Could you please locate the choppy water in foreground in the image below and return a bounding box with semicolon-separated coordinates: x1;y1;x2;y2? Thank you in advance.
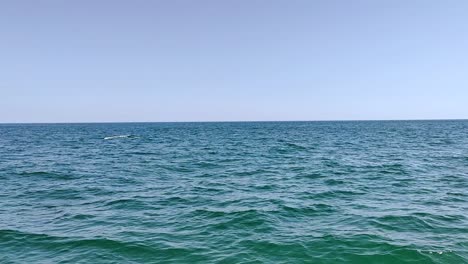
0;121;467;263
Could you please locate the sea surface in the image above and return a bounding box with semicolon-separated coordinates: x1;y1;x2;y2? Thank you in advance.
0;121;467;263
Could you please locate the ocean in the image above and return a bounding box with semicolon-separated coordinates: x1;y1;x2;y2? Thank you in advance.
0;121;467;263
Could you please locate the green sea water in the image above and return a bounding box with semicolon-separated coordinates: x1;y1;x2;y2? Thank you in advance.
0;121;467;263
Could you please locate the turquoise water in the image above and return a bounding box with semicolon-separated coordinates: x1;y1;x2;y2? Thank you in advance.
0;121;467;263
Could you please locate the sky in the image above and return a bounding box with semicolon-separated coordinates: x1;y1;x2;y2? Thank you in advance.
1;0;468;122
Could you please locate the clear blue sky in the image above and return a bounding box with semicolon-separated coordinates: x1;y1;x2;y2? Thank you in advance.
1;0;467;122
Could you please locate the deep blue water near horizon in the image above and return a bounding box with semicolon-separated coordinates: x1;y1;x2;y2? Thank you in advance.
0;120;467;263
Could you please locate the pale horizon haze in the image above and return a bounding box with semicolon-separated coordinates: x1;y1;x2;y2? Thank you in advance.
1;0;468;123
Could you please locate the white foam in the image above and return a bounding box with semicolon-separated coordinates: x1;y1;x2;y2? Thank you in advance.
104;135;131;140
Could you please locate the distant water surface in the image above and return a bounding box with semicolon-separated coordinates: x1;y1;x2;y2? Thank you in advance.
0;121;467;263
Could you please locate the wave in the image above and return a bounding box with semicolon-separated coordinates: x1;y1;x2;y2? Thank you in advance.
0;229;193;262
103;135;133;140
0;228;465;263
226;234;460;263
16;171;72;180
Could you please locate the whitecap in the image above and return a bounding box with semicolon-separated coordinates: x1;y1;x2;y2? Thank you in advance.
104;134;131;140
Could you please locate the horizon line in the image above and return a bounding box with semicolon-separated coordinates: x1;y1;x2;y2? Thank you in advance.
0;118;467;125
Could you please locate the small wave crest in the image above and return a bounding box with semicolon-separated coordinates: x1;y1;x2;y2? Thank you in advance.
103;135;133;140
16;171;72;180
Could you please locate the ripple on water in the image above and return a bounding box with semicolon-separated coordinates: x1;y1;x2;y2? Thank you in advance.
0;121;467;263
